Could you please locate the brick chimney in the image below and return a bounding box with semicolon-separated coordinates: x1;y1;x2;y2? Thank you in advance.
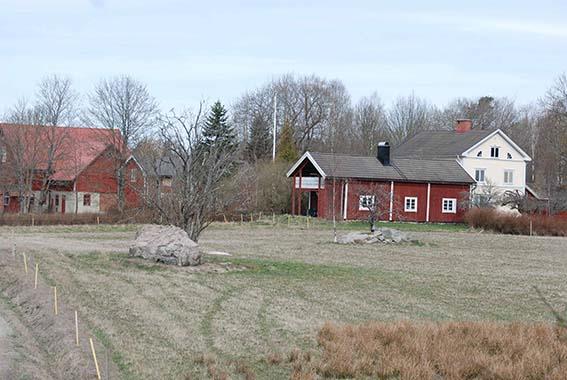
455;119;472;133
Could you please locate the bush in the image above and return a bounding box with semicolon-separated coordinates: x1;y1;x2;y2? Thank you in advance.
464;208;567;236
0;209;153;226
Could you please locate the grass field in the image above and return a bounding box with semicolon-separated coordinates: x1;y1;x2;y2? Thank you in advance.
0;221;566;379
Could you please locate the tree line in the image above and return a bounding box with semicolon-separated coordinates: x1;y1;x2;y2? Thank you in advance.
0;72;565;238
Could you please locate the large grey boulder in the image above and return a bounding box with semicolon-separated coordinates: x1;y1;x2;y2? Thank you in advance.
129;225;201;266
337;227;410;245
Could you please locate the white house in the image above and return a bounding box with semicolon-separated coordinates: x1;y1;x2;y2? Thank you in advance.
394;119;534;202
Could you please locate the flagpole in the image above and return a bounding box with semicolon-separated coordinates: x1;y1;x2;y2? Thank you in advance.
272;94;277;162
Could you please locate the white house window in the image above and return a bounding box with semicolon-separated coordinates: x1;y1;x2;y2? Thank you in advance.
0;149;6;163
3;193;9;206
507;153;512;159
476;151;482;157
404;197;417;212
442;198;457;213
130;169;137;182
359;195;375;210
83;193;91;207
490;147;500;158
504;170;514;185
475;169;486;183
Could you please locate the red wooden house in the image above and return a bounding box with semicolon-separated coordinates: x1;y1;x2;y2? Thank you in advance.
286;142;475;223
0;123;145;214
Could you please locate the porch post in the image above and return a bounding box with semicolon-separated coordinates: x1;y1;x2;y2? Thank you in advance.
298;166;303;216
292;174;296;215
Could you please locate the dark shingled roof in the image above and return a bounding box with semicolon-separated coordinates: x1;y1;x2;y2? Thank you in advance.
393;130;493;159
303;152;474;184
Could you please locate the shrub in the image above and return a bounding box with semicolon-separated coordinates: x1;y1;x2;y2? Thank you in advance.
464;208;567;236
0;209;153;226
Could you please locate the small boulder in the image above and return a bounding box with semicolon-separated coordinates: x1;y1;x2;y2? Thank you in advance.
129;225;201;266
337;227;411;245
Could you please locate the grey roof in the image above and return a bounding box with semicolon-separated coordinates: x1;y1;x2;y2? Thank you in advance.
310;152;404;180
135;155;176;177
297;152;474;184
393;130;493;159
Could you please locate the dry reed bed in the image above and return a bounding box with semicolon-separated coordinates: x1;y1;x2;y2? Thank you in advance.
287;321;567;379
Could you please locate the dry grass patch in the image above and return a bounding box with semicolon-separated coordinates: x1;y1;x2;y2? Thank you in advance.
298;321;567;379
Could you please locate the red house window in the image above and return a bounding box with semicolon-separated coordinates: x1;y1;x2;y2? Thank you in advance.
83;194;91;206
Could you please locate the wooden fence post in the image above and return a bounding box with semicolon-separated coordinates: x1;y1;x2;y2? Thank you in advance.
288;215;291;227
31;215;35;227
272;212;275;225
75;310;80;346
12;243;16;261
240;214;243;225
23;252;28;274
53;287;58;315
89;338;102;380
34;263;39;289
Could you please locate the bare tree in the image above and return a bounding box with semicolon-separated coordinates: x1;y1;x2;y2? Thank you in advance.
386;93;435;144
1;75;78;213
145;105;237;241
357;182;401;232
352;93;387;155
84;75;159;211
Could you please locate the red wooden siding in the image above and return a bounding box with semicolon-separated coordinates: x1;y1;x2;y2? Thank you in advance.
429;184;469;222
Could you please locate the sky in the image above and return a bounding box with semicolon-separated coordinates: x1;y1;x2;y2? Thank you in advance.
1;0;566;113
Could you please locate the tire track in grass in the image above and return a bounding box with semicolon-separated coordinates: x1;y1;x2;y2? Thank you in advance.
199;286;240;355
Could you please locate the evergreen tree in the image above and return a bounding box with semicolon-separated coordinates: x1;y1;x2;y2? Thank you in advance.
276;120;298;162
246;114;271;161
201;101;237;153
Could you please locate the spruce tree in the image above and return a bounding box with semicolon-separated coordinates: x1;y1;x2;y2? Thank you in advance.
276;120;298;162
246;115;271;161
201;101;237;153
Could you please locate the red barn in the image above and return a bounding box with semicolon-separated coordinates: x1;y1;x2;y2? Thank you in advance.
286;143;475;223
0;123;144;214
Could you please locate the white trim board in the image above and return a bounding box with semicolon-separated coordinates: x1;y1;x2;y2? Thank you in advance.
286;151;327;178
461;129;531;161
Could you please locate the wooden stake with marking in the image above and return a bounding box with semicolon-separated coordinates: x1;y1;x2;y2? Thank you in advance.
89;338;102;380
34;263;39;289
53;287;58;315
75;310;79;346
23;252;28;274
288;215;291;227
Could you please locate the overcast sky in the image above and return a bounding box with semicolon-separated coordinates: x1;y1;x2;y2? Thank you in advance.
1;0;566;113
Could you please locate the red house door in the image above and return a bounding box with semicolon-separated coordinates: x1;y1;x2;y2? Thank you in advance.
61;195;66;214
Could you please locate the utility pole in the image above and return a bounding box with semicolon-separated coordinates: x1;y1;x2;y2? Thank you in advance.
272;93;277;162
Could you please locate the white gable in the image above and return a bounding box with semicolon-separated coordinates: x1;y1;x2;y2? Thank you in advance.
461;129;531;162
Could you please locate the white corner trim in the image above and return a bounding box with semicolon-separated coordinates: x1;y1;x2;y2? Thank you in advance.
285;151;327;178
461;129;532;161
343;181;349;220
389;181;394;221
426;183;431;222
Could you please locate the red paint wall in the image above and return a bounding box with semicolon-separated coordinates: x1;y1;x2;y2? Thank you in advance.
314;179;470;223
429;184;470;222
392;182;428;222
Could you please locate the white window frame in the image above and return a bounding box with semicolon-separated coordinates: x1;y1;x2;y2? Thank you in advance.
490;146;500;158
83;193;92;207
475;168;486;184
358;195;375;211
442;198;457;214
504;170;514;185
0;149;6;163
3;193;9;206
404;196;417;212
